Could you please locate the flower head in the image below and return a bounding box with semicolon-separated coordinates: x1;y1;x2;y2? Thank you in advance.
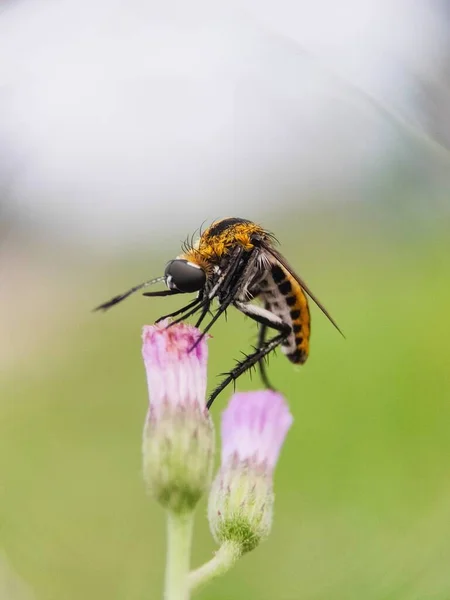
208;391;293;552
221;390;293;472
142;320;214;514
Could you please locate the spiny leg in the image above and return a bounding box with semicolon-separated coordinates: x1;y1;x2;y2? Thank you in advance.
155;295;203;323
206;301;291;408
189;295;234;351
194;301;214;329
206;331;287;409
257;323;276;390
166;296;211;327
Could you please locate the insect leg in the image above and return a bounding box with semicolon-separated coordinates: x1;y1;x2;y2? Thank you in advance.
207;332;287;408
257;323;275;389
205;245;245;302
155;295;203;323
206;302;291;408
194;302;213;329
189;294;236;350
189;246;251;349
234;301;291;335
166;296;211;327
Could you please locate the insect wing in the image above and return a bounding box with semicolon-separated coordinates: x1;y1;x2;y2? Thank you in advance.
261;244;344;337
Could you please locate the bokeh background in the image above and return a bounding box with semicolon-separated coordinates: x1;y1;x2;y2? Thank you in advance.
1;1;450;598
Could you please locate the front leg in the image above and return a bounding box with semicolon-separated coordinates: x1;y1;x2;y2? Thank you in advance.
206;302;291;408
155;295;203;323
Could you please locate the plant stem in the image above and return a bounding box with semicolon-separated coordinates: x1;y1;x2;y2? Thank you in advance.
188;541;242;594
164;511;195;600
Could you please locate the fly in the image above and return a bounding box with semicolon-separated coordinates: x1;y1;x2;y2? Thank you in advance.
95;217;343;407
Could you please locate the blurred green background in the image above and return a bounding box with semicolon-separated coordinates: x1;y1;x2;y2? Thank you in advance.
1;202;450;600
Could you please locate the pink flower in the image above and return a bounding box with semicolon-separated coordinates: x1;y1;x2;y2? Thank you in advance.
208;391;293;553
142;319;208;416
221;391;293;473
141;321;214;514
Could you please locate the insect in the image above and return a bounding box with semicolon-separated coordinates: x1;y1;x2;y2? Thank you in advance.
95;217;343;407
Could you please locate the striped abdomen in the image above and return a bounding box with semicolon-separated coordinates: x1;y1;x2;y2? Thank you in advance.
260;263;310;364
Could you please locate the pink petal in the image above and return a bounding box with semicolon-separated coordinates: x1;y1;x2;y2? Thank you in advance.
221;390;293;472
142;320;208;413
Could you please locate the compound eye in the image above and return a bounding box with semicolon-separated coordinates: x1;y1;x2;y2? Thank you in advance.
165;260;206;293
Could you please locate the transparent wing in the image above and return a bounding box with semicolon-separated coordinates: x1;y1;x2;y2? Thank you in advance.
260;243;345;337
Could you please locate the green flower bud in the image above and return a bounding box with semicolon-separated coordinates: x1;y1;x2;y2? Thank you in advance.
208;457;273;553
208;391;292;553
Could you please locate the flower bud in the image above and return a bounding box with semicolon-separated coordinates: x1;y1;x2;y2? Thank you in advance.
142;321;214;514
208;391;292;552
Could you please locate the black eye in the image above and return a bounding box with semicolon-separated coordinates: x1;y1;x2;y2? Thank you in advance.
165;260;206;293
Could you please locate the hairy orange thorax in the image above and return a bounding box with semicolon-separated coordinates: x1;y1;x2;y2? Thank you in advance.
182;219;270;272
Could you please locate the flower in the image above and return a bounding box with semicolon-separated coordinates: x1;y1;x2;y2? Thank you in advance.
142;320;214;514
208;391;293;553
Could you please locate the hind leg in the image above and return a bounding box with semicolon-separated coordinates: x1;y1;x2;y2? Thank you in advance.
257;323;276;390
207;302;290;408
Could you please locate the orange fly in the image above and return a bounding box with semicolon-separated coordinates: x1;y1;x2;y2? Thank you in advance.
95;218;343;407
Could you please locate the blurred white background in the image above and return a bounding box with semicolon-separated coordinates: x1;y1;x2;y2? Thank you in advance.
1;0;448;248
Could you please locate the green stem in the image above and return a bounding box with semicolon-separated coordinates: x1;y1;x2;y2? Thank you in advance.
188;541;242;594
164;511;195;600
